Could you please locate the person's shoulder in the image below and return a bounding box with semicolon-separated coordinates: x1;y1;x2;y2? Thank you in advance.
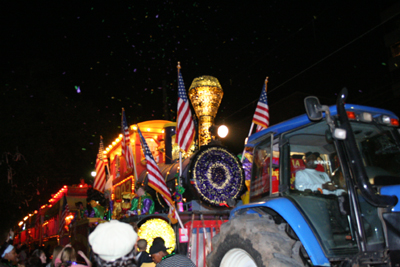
139;251;152;263
164;254;195;266
295;168;307;176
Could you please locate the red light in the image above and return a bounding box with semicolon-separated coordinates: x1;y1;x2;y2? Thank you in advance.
34;210;38;214
391;118;399;126
347;111;356;120
79;185;83;188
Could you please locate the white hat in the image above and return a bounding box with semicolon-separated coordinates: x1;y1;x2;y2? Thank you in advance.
89;220;138;261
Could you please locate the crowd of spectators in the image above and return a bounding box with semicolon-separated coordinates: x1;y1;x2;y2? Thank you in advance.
1;220;196;267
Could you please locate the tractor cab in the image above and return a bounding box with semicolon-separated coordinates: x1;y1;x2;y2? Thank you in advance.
245;89;400;265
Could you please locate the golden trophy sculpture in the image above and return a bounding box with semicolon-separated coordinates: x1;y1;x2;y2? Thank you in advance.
188;75;223;147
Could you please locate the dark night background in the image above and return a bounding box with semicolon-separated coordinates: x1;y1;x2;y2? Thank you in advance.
1;1;399;231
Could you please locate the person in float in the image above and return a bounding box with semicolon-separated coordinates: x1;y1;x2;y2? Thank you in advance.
72;202;85;221
295;152;346;196
89;200;105;218
127;185;154;216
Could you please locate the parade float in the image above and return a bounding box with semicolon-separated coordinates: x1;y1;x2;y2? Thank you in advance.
14;74;247;267
105;75;246;266
13;184;90;250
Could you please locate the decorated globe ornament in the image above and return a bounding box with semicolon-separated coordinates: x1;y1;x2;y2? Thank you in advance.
137;218;176;254
189;146;245;206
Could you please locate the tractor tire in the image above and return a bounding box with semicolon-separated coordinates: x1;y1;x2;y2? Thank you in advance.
207;213;304;267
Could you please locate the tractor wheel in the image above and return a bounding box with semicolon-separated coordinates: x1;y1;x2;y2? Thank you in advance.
207;213;304;267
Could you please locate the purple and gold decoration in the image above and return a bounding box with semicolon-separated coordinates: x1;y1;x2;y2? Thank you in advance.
188;76;223;147
190;146;245;206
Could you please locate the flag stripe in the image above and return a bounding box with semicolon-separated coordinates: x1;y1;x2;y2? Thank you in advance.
252;82;270;132
94;137;107;192
122;110;135;169
137;126;174;207
177;99;194;147
176;71;195;152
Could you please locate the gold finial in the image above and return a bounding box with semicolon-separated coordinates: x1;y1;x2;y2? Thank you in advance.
188;75;223;147
265;77;269;92
177;61;181;71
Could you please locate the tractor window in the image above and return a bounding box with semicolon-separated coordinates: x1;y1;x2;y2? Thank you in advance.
351;122;400;181
250;134;275;201
282;121;359;258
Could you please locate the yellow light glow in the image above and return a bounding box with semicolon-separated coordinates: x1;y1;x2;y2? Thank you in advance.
112;141;116;145
218;125;229;138
146;128;151;132
132;126;137;131
119;134;123;138
161;129;165;133
103;151;107;154
112;176;133;187
106;147;110;151
138;218;176;254
108;145;112;148
116;138;120;142
18;221;23;226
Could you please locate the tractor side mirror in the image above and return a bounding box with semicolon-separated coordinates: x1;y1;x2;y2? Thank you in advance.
304;96;323;121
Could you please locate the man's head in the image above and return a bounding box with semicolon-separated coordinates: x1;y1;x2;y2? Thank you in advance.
1;244;18;265
136;186;145;197
75;201;84;210
137;239;147;251
152;237;165;246
90;199;99;207
89;220;138;264
149;243;168;264
304;152;320;169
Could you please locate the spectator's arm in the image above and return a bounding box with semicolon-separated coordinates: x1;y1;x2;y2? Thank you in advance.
77;251;92;267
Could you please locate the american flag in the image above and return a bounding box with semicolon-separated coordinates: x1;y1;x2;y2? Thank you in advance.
137;126;174;207
252;78;269;131
121;108;135;169
93;137;106;192
176;69;195;152
58;194;69;235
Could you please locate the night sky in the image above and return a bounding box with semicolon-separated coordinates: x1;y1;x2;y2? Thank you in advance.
1;0;399;228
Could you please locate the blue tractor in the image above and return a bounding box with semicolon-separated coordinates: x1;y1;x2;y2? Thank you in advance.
207;89;400;266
